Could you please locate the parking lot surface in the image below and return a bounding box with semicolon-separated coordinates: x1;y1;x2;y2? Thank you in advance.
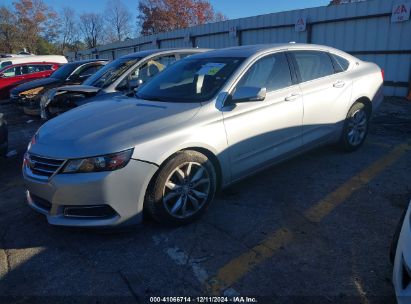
0;97;410;303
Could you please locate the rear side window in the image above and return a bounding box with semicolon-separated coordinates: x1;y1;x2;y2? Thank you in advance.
237;52;292;92
292;51;334;82
331;54;350;72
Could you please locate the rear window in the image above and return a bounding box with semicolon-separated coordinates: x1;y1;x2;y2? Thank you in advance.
50;63;78;80
331;54;350;72
0;61;12;69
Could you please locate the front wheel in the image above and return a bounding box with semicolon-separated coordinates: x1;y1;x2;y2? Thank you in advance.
145;150;217;226
337;102;370;152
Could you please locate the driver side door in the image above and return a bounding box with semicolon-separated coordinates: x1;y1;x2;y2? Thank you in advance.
222;52;303;180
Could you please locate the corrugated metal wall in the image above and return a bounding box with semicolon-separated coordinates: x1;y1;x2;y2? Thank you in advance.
68;0;411;96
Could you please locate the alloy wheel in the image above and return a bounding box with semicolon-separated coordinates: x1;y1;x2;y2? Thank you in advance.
347;108;367;146
162;162;211;219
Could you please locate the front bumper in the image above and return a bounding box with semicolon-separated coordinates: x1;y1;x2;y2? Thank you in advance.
23;159;158;227
393;200;411;303
11;95;41;114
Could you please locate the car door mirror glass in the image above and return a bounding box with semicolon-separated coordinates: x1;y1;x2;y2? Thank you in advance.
128;78;143;90
230;86;266;103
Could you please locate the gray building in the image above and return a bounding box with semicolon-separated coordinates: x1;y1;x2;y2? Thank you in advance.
67;0;411;97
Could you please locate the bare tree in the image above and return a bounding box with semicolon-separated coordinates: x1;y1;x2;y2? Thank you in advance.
13;0;59;52
137;0;227;36
79;13;105;49
0;6;20;53
104;0;132;42
59;7;78;53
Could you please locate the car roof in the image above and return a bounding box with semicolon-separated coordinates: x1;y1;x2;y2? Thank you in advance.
119;48;210;60
190;43;352;59
69;59;108;65
0;55;67;65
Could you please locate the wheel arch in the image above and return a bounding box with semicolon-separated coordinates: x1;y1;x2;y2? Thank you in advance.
148;145;223;192
351;96;372;116
181;147;223;191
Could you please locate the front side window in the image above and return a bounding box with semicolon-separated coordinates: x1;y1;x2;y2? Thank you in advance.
292;51;334;82
136;57;245;103
1;66;17;77
77;65;101;77
237;52;292;92
1;65;29;77
118;55;177;90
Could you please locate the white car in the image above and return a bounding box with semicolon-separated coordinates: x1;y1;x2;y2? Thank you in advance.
392;200;411;303
0;55;67;69
23;43;384;227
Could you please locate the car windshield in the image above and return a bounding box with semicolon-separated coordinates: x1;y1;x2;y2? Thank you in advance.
50;63;78;80
136;57;245;103
83;57;141;88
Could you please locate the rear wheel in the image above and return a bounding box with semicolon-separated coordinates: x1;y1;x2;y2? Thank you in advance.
145;150;217;225
338;101;370;152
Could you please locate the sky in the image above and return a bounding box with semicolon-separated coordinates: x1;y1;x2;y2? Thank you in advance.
0;0;330;19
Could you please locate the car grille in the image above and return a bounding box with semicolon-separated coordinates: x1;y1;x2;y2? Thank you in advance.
27;154;65;178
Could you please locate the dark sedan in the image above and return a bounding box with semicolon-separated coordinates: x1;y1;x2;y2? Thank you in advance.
0;113;7;157
10;59;108;115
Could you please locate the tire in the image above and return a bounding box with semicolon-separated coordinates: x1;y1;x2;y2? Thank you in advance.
0;142;7;157
145;150;217;226
337;101;370;152
390;209;407;264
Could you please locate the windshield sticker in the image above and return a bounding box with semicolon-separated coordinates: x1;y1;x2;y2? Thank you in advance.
196;63;226;76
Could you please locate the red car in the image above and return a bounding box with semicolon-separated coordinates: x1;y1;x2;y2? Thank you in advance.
0;62;61;99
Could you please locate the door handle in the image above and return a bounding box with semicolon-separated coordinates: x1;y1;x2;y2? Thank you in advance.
285;93;300;101
333;81;345;88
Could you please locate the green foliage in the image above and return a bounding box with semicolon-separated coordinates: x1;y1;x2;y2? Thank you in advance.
36;37;59;55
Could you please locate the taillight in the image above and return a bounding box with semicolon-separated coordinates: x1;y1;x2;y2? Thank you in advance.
381;69;385;80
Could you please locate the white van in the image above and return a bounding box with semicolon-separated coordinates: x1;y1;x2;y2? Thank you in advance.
0;55;67;69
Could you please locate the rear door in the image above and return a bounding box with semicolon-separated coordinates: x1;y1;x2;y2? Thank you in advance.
289;50;353;145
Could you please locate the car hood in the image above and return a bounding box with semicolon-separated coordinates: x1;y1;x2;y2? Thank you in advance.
11;78;60;95
30;96;202;159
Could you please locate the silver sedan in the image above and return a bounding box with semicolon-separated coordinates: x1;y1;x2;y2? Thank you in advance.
23;43;384;227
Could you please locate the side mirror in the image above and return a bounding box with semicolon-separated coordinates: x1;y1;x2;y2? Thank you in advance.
230;86;266;103
0;73;5;78
128;78;143;90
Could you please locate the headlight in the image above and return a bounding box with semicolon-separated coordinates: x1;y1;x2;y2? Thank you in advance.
62;149;134;174
21;87;44;98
